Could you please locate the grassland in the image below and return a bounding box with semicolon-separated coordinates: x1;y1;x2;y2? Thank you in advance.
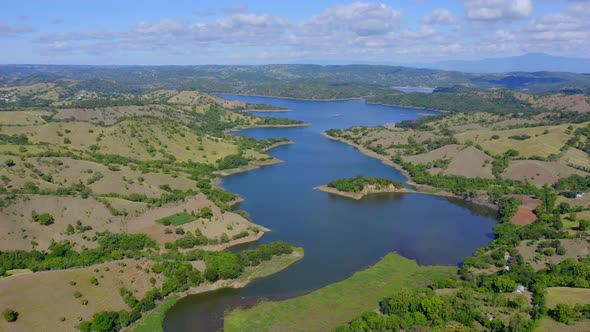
535;317;590;332
545;287;590;308
455;122;586;158
224;253;456;332
128;295;180;332
155;212;195;226
0;259;164;332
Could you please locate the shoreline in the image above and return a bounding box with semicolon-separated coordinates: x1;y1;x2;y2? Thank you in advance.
218;92;368;102
320;132;497;210
262;140;293;151
364;101;448;113
243;108;290;113
224;122;310;134
314;185;412;200
215;138;295;177
220;93;445;115
213;157;284;177
128;248;304;332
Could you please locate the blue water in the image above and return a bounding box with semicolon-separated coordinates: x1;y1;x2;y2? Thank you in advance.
163;96;496;331
397;87;434;93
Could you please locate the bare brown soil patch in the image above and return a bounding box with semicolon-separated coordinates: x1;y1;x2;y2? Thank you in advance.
507;195;542;226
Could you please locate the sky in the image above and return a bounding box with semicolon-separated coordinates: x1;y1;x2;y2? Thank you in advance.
0;0;589;65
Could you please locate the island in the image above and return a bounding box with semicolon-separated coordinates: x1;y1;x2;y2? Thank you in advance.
316;175;406;199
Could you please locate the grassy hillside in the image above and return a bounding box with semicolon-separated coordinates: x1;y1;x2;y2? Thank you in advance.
225;253;456;332
0;87;308;331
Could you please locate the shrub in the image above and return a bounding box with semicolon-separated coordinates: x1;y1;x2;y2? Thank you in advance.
74;291;82;298
2;309;18;322
32;212;55;226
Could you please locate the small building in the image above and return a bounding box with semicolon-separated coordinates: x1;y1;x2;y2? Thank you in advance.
576;192;585;198
516;285;526;293
504;265;510;271
485;313;494;321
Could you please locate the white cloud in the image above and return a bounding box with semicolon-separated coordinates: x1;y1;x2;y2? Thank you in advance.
422;9;459;27
464;0;533;21
25;0;590;62
298;2;403;37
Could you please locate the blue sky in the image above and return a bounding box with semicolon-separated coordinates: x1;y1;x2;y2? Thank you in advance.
0;0;587;65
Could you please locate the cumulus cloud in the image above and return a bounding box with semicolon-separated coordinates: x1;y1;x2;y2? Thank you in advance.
291;2;404;51
299;2;403;36
422;9;459;27
25;0;590;61
464;0;533;21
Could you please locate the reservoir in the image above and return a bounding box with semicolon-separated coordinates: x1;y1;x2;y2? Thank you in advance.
163;95;497;331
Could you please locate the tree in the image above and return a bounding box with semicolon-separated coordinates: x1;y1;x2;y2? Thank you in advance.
579;219;589;231
550;304;578;324
419;296;445;323
2;309;18;322
4;159;15;167
379;288;414;315
486;275;517;293
91;311;120;332
508;314;531;332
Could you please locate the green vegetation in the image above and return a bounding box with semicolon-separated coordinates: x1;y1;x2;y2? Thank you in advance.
2;65;589;104
367;90;539;114
2;309;19;322
246;103;288;111
549;304;590;325
225;253;456;332
31;212;55;226
327;175;403;193
128;295;179;332
155;212;195;226
318;121;590;331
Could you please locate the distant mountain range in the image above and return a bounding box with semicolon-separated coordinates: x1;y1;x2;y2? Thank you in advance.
421;53;590;74
2;62;590;96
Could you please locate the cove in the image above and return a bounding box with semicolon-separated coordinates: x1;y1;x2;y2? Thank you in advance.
163;95;497;331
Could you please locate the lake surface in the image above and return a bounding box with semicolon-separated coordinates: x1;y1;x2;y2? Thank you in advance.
396;87;434;93
163;96;496;331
